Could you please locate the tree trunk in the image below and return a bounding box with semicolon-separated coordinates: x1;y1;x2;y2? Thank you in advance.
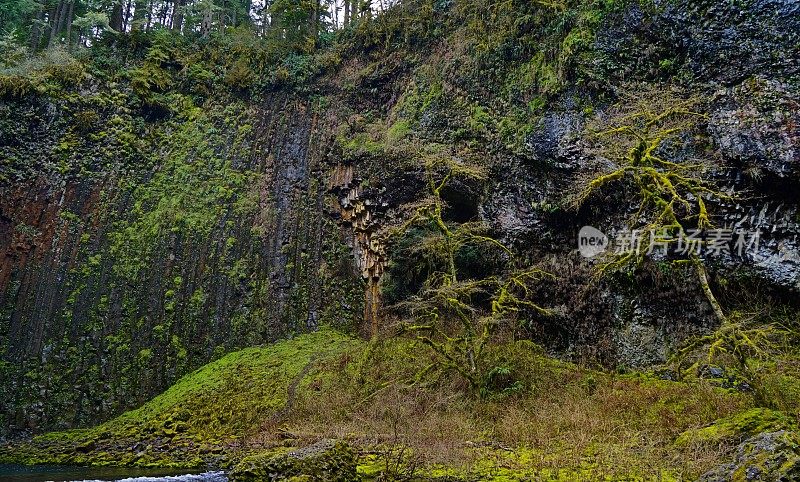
158;0;170;27
110;0;124;31
64;0;74;46
343;0;349;26
171;0;186;30
48;0;66;47
241;0;252;26
132;0;148;30
123;0;133;31
311;0;320;40
201;2;213;37
29;3;45;50
145;0;154;29
692;255;727;325
333;0;339;29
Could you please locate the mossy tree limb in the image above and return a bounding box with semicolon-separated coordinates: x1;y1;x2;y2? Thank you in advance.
389;150;551;394
574;84;731;326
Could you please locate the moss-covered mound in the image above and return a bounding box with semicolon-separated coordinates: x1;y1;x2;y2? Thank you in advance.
675;408;798;447
0;328;360;468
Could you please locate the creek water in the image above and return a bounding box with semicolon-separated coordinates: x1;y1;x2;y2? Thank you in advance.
0;464;227;482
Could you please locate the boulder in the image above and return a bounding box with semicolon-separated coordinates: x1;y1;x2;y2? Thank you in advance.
230;439;358;482
698;430;800;481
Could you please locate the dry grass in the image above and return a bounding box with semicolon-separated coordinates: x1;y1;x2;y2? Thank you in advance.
248;337;751;479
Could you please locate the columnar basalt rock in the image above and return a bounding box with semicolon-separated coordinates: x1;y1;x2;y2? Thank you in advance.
330;163;387;336
0;95;362;436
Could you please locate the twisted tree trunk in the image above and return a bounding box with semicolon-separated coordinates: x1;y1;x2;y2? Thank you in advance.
692;255;727;325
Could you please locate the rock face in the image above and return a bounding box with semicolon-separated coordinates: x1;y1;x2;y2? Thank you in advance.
709;80;800;181
229;440;358;482
676;409;800;481
329;163;388;335
595;0;800;85
675;408;797;448
661;0;800;84
0;94;365;437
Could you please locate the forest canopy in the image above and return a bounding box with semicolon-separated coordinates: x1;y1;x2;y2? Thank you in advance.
0;0;394;52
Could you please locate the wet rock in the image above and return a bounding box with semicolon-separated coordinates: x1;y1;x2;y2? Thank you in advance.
0;97;361;437
716;202;800;293
480;182;548;244
663;0;800;83
594;0;800;85
698;430;800;482
611;304;666;369
696;366;754;392
610;289;715;368
75;440;96;453
709;79;800;181
523;111;583;169
229;439;357;482
699;365;726;380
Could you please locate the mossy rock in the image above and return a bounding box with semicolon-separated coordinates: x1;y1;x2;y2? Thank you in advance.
698;430;800;482
229;440;358;482
675;408;797;447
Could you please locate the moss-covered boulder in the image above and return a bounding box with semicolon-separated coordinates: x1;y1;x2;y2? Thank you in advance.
698;430;800;482
675;408;796;447
229;440;358;482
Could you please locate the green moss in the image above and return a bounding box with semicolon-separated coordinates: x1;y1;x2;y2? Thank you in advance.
338;131;386;158
697;430;800;482
758;359;800;417
508;51;560;97
0;328;758;479
386;119;411;144
0;74;34;98
393;77;445;127
420;445;682;481
0;48;86;99
0;329;361;468
497;107;538;152
675;408;797;447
